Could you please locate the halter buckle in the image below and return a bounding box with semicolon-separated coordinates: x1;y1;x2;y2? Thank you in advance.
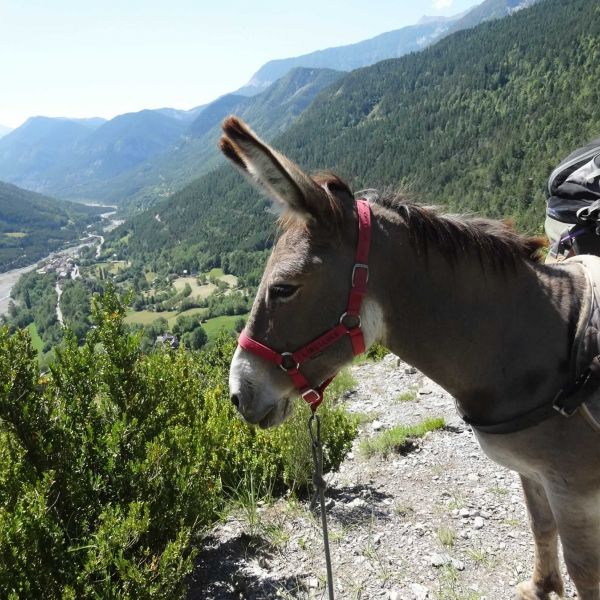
352;263;369;287
279;352;299;372
302;388;321;405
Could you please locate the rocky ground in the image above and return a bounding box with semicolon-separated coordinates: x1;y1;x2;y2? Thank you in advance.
190;355;576;600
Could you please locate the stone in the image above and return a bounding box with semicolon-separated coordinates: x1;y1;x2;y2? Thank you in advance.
459;508;471;518
348;498;367;509
372;420;384;431
474;516;485;529
405;366;417;374
410;582;429;599
430;552;451;567
452;559;466;571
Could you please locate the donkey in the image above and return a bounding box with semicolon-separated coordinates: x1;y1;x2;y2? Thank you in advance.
221;116;600;600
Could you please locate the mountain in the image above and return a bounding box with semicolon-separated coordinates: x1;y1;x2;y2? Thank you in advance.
235;0;541;97
236;15;462;96
0;117;103;188
154;106;206;123
0;125;12;139
0;181;104;271
47;109;188;197
76;67;344;208
0;110;186;199
115;0;600;278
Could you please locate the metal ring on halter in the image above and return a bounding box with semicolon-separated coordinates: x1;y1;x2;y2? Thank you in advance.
279;352;300;372
339;311;361;329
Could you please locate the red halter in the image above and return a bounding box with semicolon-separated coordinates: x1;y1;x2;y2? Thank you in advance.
238;199;372;411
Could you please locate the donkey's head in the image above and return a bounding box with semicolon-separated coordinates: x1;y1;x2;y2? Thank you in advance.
221;117;379;428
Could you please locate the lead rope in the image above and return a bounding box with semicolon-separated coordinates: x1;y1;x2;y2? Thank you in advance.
308;412;335;600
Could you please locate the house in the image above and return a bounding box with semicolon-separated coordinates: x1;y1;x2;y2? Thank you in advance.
155;333;179;350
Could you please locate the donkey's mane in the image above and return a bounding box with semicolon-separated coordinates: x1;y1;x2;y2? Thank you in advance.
374;192;545;266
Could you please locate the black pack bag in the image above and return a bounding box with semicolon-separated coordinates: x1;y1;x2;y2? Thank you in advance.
545;137;600;260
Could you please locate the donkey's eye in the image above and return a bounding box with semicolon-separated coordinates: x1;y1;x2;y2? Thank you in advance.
269;284;299;301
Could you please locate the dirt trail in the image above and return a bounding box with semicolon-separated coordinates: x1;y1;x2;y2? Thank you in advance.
191;356;577;600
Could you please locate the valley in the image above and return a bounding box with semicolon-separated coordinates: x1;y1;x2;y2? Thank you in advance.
2;0;600;597
3;0;598;367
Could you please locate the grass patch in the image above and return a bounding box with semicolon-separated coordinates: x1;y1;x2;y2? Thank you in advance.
4;231;28;238
26;323;43;353
124;309;178;325
219;274;238;287
205;267;224;279
324;367;357;399
202;314;247;341
359;417;445;458
352;411;381;425
396;386;418;403
144;271;157;283
436;525;456;548
172;276;217;300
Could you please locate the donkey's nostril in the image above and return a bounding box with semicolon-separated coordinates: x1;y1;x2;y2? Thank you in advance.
230;394;240;408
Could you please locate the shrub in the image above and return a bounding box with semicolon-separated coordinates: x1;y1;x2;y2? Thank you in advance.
359;417;445;458
0;288;357;598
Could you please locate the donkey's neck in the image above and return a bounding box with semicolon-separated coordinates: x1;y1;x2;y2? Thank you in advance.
368;205;585;424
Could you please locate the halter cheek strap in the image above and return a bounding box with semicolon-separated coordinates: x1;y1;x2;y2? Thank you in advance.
238;199;372;411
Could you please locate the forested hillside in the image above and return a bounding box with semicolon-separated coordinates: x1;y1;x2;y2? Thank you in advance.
0;181;103;271
116;0;599;275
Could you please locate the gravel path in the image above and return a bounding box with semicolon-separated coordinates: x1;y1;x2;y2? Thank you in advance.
191;355;576;599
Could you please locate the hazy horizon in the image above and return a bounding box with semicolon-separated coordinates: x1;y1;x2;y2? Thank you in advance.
0;0;480;129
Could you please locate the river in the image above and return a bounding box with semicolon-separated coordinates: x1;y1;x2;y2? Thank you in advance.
0;263;38;315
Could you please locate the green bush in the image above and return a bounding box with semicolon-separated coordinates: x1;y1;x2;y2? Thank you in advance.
0;288;357;598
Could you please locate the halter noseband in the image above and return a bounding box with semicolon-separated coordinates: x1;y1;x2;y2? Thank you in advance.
238;199;372;411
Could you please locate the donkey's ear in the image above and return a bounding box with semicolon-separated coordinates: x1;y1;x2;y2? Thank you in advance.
220;116;328;221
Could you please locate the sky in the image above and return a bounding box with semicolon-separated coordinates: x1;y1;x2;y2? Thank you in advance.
0;0;480;129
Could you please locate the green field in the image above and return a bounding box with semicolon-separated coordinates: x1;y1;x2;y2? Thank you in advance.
124;309;178;326
26;322;43;353
203;314;247;341
205;268;224;279
172;277;217;299
95;261;128;275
